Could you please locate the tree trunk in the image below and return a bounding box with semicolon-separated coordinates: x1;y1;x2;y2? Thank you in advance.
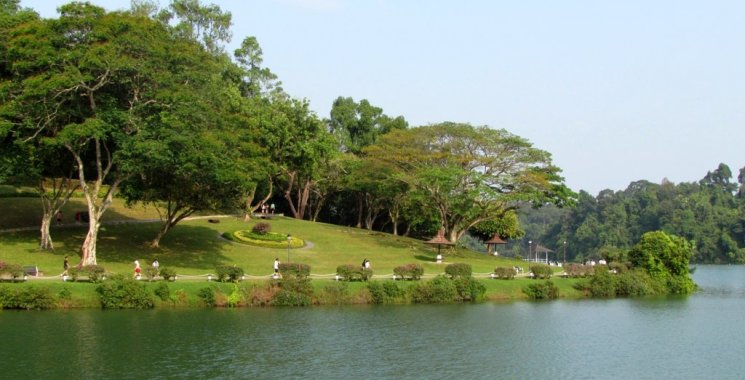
39;216;54;250
355;196;363;228
80;214;100;266
150;222;172;248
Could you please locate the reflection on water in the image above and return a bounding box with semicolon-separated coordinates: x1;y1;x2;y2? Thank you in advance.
1;266;744;379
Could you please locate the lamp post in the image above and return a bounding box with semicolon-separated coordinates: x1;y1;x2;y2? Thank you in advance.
287;234;292;263
563;241;566;265
528;240;532;263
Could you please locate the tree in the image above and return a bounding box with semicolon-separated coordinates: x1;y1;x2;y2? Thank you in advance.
327;96;407;154
267;97;336;219
366;122;574;242
1;4;223;264
628;231;695;293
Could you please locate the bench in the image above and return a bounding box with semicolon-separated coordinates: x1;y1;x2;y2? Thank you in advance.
23;265;41;277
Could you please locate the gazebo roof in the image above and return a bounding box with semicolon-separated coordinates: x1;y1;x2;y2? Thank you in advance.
425;229;454;245
534;244;554;253
485;234;507;245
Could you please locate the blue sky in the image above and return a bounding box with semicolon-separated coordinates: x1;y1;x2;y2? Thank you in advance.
25;0;745;195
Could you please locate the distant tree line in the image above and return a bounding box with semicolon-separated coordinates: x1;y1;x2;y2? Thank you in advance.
514;163;745;264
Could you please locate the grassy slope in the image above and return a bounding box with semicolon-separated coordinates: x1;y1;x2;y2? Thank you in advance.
0;197;584;300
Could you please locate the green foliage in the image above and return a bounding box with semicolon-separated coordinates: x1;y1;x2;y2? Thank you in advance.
252;222;271;234
215;265;244;282
279;263;310;279
615;270;657;297
153;282;171;302
0;285;56;310
69;265;106;283
159;267;177;281
586;266;617;297
144;266;159;281
272;289;312;306
444;263;472;278
454;277;486;301
367;281;405;304
321;282;349;304
493;267;517;279
227;230;305;249
0;261;24;280
336;264;372;281
564;263;593;278
393;263;424;280
523;280;560;300
95;276;155;309
197;287;216;307
530;264;553;279
410;275;457;303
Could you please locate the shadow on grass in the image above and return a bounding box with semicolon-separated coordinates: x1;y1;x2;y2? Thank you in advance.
48;222;232;271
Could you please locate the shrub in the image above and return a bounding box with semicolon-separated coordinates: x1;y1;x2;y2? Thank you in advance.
445;263;472;278
530;264;553;279
616;270;656;297
252;222;271;235
565;263;593;278
272;290;312;306
159;267;177;281
153;282;171;302
454;277;486;301
69;265;106;283
274;276;314;296
523;280;559;300
667;275;696;294
0;262;24;280
198;287;216;307
321;282;350;304
336;264;373;281
494;267;517;279
0;286;56;310
215;265;244;282
95;275;155;309
410;276;457;303
279;263;310;279
144;266;159;281
587;266;617;297
609;261;629;274
394;263;424;280
367;281;405;304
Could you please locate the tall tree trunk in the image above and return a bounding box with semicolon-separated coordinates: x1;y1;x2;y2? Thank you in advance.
38;177;78;250
283;171;300;218
69;138;121;267
39;216;54;250
355;196;363;228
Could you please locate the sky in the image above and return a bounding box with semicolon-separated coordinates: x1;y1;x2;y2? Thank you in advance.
23;0;745;195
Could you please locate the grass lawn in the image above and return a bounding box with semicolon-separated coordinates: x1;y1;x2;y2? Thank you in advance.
1;197;585;304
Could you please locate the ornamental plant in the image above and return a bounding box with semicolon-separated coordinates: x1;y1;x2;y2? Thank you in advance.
444;263;472;278
394;263;424;280
493;267;516;279
252;222;271;235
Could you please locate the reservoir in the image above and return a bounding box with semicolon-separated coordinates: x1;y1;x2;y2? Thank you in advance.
1;266;743;379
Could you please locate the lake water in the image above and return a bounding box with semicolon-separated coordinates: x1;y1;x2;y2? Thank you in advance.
2;266;744;379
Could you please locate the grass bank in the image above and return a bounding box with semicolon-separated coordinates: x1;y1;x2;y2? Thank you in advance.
0;197;586;307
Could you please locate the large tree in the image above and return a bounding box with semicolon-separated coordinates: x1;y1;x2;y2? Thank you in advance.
365;122;574;242
1;4;222;265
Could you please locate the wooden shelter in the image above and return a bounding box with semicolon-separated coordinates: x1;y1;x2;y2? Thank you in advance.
425;229;454;262
485;234;507;255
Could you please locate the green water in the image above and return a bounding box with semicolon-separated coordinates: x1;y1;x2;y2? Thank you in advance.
1;266;744;379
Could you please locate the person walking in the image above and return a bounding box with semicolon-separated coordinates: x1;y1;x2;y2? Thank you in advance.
133;260;141;279
62;256;69;277
273;258;280;278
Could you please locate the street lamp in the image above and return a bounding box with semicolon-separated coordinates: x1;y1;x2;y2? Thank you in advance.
287;234;292;263
563;241;567;265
